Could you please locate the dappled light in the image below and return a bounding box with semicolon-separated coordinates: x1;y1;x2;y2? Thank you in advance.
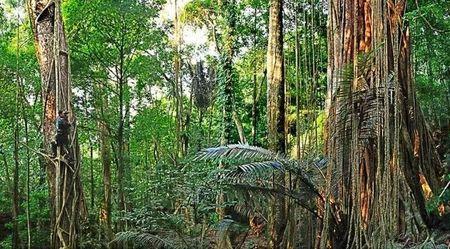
0;0;448;248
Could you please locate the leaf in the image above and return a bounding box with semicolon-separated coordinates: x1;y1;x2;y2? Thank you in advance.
110;231;173;249
226;160;284;178
193;144;278;162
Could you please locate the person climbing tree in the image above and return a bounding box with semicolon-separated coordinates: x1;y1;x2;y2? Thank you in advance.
52;110;71;157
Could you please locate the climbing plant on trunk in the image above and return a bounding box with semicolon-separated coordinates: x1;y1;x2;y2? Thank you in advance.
28;0;85;248
321;0;443;247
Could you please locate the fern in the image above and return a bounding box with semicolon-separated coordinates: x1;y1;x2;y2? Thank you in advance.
110;231;174;249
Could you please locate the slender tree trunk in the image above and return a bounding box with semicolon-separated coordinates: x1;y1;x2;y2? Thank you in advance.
18;73;32;249
321;0;443;247
99;93;113;241
28;1;86;248
21;87;32;249
89;138;94;210
117;64;126;230
251;8;259;145
295;4;302;161
13;91;21;249
232;110;246;144
267;0;286;248
12;16;21;249
173;0;185;158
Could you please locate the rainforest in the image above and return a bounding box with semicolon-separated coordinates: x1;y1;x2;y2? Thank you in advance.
0;0;449;248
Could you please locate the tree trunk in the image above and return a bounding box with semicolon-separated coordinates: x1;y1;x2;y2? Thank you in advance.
99;94;113;241
321;0;443;247
251;8;259;146
12;19;21;249
216;1;237;248
89;138;94;211
266;0;286;248
219;0;236;146
28;1;86;248
174;0;185;158
13;92;21;249
116;36;131;231
232;110;246;144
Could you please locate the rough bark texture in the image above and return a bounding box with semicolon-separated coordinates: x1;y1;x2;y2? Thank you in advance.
28;1;85;248
266;0;286;248
321;0;443;247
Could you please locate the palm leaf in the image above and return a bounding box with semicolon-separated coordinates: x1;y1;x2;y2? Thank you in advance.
193;144;278;162
110;231;173;249
226;160;284;178
229;183;320;218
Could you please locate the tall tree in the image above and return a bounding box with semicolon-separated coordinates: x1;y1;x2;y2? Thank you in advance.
173;0;186;157
321;0;443;247
65;0;165;231
12;10;22;248
28;0;85;248
266;0;286;248
217;0;237;146
98;90;113;241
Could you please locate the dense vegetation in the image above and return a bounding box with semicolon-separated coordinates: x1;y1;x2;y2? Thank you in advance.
0;0;448;248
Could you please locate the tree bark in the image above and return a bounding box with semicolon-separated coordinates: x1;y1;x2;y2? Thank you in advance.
321;0;443;247
266;0;286;248
28;1;86;248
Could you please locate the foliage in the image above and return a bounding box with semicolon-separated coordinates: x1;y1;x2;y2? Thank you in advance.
194;144;327;216
0;0;448;247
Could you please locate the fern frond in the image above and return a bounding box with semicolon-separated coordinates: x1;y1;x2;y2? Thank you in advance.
110;231;173;249
194;144;278;162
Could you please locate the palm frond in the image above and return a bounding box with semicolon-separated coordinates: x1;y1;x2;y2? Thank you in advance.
216;218;240;249
230;183;280;198
230;183;320;218
110;231;173;249
289;165;323;200
226;160;284;178
311;157;328;169
217;218;235;232
193;144;278;162
233;203;265;220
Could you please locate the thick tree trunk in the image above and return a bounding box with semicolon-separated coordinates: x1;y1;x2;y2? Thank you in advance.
267;0;286;248
321;0;443;247
219;0;236;146
28;1;86;248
